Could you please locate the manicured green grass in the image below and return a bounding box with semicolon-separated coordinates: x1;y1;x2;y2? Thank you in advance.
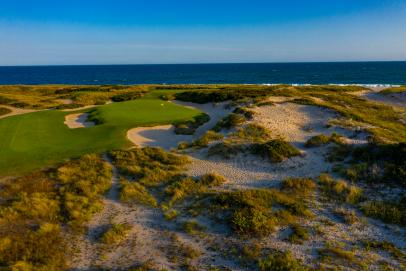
0;93;201;176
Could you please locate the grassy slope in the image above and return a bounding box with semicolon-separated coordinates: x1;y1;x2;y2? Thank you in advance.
0;93;201;176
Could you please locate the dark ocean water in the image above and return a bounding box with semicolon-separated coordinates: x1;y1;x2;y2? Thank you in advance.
0;62;405;85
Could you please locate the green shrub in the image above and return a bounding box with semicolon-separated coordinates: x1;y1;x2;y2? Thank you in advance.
251;139;301;163
0;222;67;270
361;199;406;225
165;173;226;207
318;174;363;204
233;107;255;120
57;154;112;227
234;123;270;142
0;107;12;116
200;173;227;186
258;251;307;271
362;240;406;262
164;209;178;220
111;91;145;102
288;224;309;244
213;189;311;237
180;131;224;149
281;178;316;196
333;207;358;224
212;113;245;132
182;220;205;235
304;134;330;148
110;148;189;185
100;223;132;244
174;113;210;135
174;86;279;104
207;142;244;159
349;143;406;187
119;178;157;207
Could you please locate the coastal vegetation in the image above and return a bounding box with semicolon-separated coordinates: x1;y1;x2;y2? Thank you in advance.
0;106;11;116
0;84;405;270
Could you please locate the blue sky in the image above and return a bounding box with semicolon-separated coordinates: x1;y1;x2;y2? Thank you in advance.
0;0;405;65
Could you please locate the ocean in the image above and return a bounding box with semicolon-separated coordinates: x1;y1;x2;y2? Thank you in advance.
0;61;405;85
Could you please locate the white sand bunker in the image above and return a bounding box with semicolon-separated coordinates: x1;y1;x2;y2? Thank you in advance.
127;125;192;150
127;101;233;150
64;113;95;129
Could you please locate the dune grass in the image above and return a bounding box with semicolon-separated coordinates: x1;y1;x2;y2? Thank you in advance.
0;92;201;176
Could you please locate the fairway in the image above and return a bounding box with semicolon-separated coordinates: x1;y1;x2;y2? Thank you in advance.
0;95;201;176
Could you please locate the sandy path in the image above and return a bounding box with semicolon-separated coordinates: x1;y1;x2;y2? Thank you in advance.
64;113;95;129
126;101;233;150
0;105;39;120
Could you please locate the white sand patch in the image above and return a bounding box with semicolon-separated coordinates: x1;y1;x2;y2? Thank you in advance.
127;125;190;149
64;113;95;129
0;105;39;120
186;103;367;190
126;101;233;150
352;88;406;108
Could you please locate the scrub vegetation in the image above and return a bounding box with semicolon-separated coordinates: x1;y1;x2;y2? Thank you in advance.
0;154;111;269
1;84;405;270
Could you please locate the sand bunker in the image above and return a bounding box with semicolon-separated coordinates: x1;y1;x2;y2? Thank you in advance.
64;113;95;129
127;125;191;149
126;101;232;150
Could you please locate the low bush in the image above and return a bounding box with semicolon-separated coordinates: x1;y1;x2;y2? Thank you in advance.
318;174;363;204
0;153;115;269
361;199;406;225
182;220;205;235
111;90;145;102
288;224;309;244
233;107;255;120
57;154;112;228
333;207;358;224
348;143;406;187
234;123;271;142
179;131;224;149
165;173;226;206
362;239;406;262
258;251;307;271
174;113;210;135
212;113;245;132
110;148;189;184
100;223;132;244
318;244;366;269
174;86;279;104
213;189;311;237
251;139;301;163
281;178;316;196
0;107;11;116
119;178;158;207
200;173;227;186
0;222;67;270
207;142;244;159
305;134;330;148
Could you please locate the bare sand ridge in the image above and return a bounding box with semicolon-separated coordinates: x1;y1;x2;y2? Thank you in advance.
64;113;95;129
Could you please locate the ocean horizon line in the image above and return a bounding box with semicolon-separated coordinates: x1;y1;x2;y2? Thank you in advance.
1;60;406;68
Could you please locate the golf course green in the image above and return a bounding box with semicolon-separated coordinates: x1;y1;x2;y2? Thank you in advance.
0;94;201;176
